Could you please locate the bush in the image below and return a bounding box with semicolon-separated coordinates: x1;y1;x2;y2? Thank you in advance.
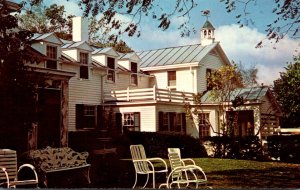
203;136;264;160
267;135;300;163
115;131;207;158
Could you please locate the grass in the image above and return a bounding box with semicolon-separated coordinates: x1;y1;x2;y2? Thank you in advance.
88;156;300;188
192;158;300;188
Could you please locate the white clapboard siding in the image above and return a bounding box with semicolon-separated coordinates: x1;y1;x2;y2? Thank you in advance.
104;72;151;93
64;63;103;131
197;54;224;93
176;68;195;93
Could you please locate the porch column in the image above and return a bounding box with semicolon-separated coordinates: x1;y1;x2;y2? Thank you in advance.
61;80;69;147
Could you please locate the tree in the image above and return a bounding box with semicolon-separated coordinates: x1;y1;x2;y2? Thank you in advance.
0;0;43;152
18;3;73;40
273;56;300;128
185;64;245;137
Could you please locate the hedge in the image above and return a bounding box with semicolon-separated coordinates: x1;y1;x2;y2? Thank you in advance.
115;131;208;158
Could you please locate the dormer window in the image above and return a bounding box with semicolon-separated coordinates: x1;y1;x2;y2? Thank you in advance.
107;57;115;82
80;52;89;79
168;71;176;90
46;46;57;69
131;62;138;85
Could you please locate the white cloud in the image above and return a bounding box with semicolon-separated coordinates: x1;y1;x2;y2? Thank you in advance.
215;24;299;85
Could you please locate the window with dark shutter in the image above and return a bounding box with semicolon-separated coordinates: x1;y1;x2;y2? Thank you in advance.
76;104;96;129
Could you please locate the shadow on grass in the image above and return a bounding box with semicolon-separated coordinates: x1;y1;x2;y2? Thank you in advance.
88;155;300;188
208;167;300;188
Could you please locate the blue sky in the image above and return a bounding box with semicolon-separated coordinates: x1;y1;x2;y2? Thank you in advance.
17;0;299;85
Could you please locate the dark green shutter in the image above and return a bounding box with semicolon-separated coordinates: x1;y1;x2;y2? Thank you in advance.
182;113;186;134
115;113;122;134
76;104;84;129
158;112;163;131
97;105;103;129
169;112;175;131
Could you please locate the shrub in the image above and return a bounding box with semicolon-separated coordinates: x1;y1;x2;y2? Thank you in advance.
267;135;300;163
115;131;207;158
203;136;264;160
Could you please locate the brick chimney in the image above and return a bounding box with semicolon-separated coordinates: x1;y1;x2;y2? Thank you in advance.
72;16;89;42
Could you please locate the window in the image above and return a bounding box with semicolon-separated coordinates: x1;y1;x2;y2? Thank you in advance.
206;68;213;90
199;113;210;137
168;71;176;89
76;104;97;129
159;112;186;134
80;52;88;65
123;112;140;132
80;52;89;79
131;62;138;85
46;46;57;69
107;57;115;82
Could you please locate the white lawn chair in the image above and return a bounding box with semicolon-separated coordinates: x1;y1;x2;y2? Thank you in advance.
0;149;38;188
159;148;207;188
168;148;196;166
130;144;168;188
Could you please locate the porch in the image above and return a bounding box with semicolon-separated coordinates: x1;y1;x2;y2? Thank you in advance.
103;86;195;103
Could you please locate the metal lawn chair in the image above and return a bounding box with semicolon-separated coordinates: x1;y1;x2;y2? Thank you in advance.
168;148;196;166
130;144;168;188
159;148;207;188
0;149;38;188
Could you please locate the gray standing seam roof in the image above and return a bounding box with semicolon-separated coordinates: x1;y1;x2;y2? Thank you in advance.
201;86;270;103
137;42;217;68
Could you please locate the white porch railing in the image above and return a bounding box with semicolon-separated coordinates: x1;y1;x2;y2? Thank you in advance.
104;86;195;103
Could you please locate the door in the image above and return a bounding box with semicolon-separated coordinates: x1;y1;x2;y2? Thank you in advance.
37;88;61;148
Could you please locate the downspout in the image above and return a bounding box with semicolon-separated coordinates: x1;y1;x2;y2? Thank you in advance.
190;66;194;93
100;74;107;104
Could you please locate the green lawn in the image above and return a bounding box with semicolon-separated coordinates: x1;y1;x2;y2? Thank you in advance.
90;156;300;188
193;158;300;188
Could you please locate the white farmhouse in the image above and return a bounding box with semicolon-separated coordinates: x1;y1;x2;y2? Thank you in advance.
25;16;281;151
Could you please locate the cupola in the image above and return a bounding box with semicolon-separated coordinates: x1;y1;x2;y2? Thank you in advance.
200;20;215;46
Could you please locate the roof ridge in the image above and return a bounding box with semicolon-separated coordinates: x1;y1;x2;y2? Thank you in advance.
138;43;202;53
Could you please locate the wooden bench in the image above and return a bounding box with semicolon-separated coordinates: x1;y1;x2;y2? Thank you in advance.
28;146;91;187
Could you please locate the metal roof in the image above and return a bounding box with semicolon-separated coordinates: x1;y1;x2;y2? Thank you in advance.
31;33;54;41
201;86;269;103
202;20;215;30
137;42;218;68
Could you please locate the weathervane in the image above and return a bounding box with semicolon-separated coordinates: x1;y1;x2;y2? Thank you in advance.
201;10;210;20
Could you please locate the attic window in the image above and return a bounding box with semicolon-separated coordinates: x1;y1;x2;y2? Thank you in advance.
131;62;138;85
80;52;88;65
46;46;57;69
107;57;115;82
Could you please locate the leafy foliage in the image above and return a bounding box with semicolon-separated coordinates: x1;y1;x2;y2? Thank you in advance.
273;56;300;128
75;0;198;40
18;3;74;40
0;0;44;152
